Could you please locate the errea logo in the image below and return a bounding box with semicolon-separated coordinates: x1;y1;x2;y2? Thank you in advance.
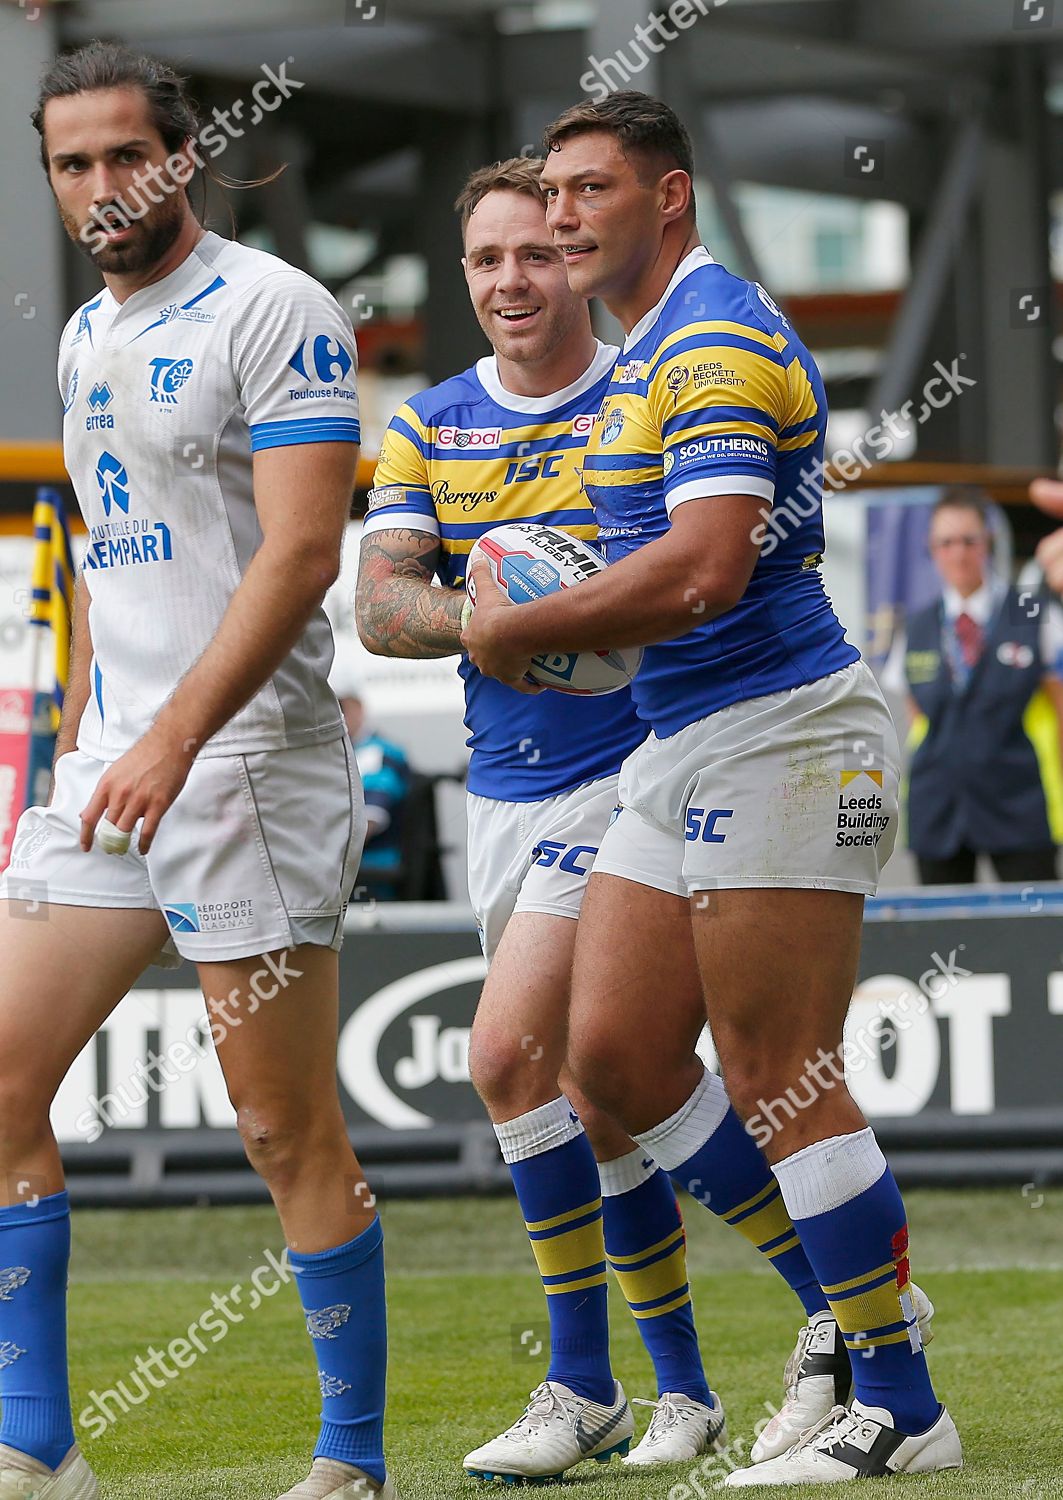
436;426;501;449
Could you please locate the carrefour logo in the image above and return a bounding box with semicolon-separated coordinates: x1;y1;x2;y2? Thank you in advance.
95;451;130;516
289;335;354;385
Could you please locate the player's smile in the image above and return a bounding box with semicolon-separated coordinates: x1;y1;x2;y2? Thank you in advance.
494;304;542;326
560;243;597;265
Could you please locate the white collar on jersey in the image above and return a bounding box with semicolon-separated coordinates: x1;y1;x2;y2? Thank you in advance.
942;579;1001;627
475;339;619;414
98;230;225;319
622;244;716;353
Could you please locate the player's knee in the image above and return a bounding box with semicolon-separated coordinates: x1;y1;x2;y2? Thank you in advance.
564;1033;630;1119
235;1103;335;1185
468;1024;558;1115
718;1052;803;1127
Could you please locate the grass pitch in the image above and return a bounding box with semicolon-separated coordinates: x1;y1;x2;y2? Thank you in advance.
68;1188;1062;1498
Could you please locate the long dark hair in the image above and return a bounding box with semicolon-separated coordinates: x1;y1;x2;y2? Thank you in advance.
32;40;283;225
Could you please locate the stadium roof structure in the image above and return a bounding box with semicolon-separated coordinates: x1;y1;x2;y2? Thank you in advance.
5;0;1062;466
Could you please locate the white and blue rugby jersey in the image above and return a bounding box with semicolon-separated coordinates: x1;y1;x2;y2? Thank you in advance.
364;342;645;801
584;247;858;739
58;230;360;760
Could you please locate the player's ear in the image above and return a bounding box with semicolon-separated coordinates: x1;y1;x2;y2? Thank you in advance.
659;169;692;225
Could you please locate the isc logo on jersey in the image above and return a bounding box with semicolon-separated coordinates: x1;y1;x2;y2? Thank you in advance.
288;335;357;402
436;426;501;449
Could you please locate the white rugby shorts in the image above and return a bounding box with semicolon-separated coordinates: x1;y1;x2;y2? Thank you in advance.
594;662;900;899
466;774;620;961
0;739;365;964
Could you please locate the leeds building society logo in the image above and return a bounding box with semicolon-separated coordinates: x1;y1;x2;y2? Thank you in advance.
838;740;890;849
288;335;356;401
148;356;194;406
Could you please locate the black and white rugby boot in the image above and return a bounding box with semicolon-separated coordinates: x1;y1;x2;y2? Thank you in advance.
725;1399;961;1486
751;1285;934;1463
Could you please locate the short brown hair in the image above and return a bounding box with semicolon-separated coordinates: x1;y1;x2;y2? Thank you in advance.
454;156;545;239
932;487;991;530
543;91;695;212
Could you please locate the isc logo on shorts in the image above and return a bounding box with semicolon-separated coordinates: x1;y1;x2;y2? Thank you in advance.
684;808;732;843
532;840;597;875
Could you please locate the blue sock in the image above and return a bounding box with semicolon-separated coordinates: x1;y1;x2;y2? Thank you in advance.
774;1129;940;1433
637;1071;828;1318
495;1098;613;1405
0;1191;75;1470
289;1217;388;1483
600;1150;712;1405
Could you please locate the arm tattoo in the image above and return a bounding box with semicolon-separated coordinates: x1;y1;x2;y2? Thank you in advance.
356;527;466;659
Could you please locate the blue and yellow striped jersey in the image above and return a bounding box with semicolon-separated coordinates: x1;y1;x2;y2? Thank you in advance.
584;247;857;738
365;343;644;800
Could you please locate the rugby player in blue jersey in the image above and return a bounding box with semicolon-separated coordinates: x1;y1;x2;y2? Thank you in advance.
357;156;723;1479
464;95;959;1486
356;156;889;1483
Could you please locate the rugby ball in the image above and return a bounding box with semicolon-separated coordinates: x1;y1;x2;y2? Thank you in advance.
466;523;642;695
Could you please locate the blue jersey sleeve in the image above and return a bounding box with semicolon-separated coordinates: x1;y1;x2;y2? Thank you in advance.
649;293;792;516
362;403;437;537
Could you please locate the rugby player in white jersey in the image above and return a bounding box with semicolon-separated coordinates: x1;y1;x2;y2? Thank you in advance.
0;43;393;1500
465;93;957;1486
356;157;884;1483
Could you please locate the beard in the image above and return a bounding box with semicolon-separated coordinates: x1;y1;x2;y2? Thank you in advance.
61;189;187;277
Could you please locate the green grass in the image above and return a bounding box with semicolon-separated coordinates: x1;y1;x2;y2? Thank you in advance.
63;1189;1062;1498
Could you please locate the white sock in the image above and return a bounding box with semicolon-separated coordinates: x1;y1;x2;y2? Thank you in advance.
633;1068;731;1173
493;1095;584;1166
772;1127;887;1221
596;1146;658;1198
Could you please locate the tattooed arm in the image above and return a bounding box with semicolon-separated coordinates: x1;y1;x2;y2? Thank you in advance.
356;526;466;658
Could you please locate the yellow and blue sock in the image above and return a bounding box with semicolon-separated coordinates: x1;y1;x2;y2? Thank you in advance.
773;1128;939;1433
0;1191;76;1470
495;1097;613;1404
289;1216;388;1483
636;1069;828;1317
599;1148;712;1405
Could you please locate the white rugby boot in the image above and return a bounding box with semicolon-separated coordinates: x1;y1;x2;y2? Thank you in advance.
276;1459;398;1498
0;1443;98;1499
751;1284;935;1464
463;1379;633;1482
623;1391;728;1466
724;1399;961;1486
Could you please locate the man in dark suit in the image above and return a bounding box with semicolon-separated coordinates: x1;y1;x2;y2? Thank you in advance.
884;489;1063;884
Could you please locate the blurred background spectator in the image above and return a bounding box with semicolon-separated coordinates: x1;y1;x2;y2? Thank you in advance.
341;688;412;902
882;489;1063;884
